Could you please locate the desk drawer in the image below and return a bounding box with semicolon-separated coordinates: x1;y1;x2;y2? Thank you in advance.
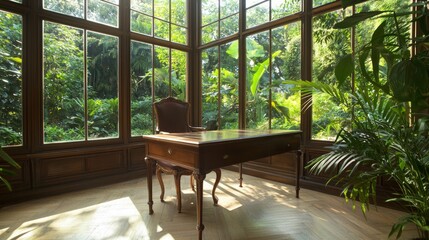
147;142;196;168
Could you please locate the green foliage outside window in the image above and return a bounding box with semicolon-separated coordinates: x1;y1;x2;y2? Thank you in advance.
0;11;22;146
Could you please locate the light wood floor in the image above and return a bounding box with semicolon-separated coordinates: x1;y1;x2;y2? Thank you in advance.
0;170;419;240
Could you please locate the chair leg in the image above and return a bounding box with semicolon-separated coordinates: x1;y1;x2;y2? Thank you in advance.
174;173;182;213
156;165;165;202
212;168;221;205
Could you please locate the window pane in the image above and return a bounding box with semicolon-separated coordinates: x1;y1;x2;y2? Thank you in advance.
171;49;187;101
272;0;301;21
171;24;187;45
171;0;187;26
5;0;22;3
131;41;153;136
246;0;264;8
43;0;84;18
0;11;22;146
131;0;152;15
246;31;270;129
201;0;218;26
220;14;238;39
154;46;170;100
220;0;239;18
43;22;85;143
202;22;218;45
87;0;119;27
131;11;153;36
154;19;169;40
87;32;119;139
220;41;239;129
154;0;169;21
312;10;351;140
246;2;269;29
202;46;219;128
271;23;301;130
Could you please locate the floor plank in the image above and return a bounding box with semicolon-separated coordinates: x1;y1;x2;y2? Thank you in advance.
0;170;419;239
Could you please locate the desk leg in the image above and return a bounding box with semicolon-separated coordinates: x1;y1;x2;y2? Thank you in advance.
193;172;206;240
295;150;302;198
145;157;154;215
238;163;243;187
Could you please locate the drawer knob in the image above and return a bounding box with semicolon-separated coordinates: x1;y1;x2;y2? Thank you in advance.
167;148;172;155
223;154;229;159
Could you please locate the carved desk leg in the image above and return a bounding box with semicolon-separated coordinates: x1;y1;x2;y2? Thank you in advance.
295;150;302;198
145;156;154;215
193;171;206;240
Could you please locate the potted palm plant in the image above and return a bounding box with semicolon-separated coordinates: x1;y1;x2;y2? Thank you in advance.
0;147;20;191
288;0;429;238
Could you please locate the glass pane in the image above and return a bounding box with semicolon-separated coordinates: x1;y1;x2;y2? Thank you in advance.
246;31;270;129
131;11;153;36
202;46;219;129
5;0;22;3
103;0;119;4
154;46;170;100
171;24;187;45
202;22;218;45
0;11;22;146
271;23;301;130
154;0;169;21
220;14;238;39
201;0;218;26
220;41;239;129
43;22;85;143
131;0;152;15
171;49;187;101
313;0;335;8
87;31;119;139
171;0;187;26
154;19;169;40
131;41;153;136
220;0;239;18
312;10;351;140
87;0;119;27
43;0;84;18
272;0;301;21
246;1;269;29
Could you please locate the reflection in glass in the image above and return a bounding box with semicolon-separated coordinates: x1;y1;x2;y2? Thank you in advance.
0;11;22;146
131;41;153;136
87;32;119;139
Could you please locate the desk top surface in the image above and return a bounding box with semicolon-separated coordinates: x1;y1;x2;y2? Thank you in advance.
143;129;302;145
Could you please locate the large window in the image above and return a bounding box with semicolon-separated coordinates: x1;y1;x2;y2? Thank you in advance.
311;9;351;140
43;21;119;143
245;23;301;130
130;41;187;136
202;41;239;129
0;10;22;146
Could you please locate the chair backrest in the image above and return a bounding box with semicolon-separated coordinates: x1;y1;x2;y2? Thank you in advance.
153;97;191;133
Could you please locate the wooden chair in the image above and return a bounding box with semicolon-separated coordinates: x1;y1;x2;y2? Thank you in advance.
153;97;221;213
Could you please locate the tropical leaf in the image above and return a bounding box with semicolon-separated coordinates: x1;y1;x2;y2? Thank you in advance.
333;11;385;29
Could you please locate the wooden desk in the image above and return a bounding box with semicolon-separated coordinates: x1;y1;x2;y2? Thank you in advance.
143;129;302;239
